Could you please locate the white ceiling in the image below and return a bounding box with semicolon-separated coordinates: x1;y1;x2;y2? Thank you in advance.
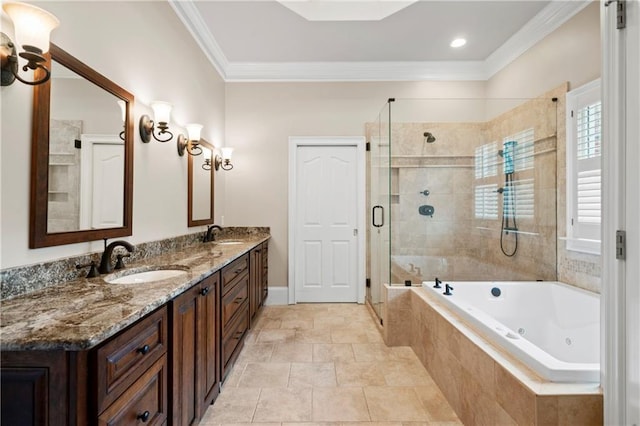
169;0;591;81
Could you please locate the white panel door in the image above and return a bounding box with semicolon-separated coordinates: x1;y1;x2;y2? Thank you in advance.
91;143;124;228
295;145;358;302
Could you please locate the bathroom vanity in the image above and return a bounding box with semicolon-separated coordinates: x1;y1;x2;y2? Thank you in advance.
0;235;269;426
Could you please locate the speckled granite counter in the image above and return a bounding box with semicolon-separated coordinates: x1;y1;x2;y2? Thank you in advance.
0;234;269;351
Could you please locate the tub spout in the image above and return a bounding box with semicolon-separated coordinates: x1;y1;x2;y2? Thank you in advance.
444;283;454;296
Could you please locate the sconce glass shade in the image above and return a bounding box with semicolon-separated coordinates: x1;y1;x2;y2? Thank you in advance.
221;147;234;160
151;101;172;124
2;2;59;53
203;147;212;161
186;123;203;142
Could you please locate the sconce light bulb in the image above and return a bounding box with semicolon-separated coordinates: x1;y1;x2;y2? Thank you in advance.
3;2;59;53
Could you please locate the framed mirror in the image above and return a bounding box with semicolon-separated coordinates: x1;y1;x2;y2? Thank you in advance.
188;139;215;227
29;43;134;248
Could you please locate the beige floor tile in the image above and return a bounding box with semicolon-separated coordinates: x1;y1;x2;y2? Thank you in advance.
253;387;313;422
352;343;396;362
253;318;282;330
236;343;275;363
201;388;261;423
296;328;333;344
222;362;247;388
237;362;291;388
389;346;419;361
335;362;386;387
314;316;347;329
313;343;355;363
289;362;337;387
345;423;402;426
257;329;296;343
283;423;340;426
313;387;371;422
364;387;429;422
270;343;313;362
281;318;315;330
331;328;376;344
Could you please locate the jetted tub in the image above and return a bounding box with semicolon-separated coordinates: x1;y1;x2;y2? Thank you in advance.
421;280;600;382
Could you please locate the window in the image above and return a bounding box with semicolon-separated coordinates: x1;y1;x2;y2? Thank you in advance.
475;184;498;220
502;178;535;220
475;142;498;179
566;79;602;255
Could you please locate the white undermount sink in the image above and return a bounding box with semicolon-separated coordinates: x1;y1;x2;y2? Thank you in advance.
215;240;244;245
105;267;188;284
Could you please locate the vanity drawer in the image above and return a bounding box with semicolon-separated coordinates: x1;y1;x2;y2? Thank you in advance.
222;274;249;331
98;354;168;426
96;306;168;413
222;254;249;294
222;306;249;374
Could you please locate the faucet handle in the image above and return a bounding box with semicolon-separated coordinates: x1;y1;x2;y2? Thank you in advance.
434;277;442;289
115;253;131;270
76;261;100;278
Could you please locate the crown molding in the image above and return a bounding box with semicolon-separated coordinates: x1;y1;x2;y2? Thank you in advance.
483;0;591;79
168;0;229;79
225;61;487;82
171;0;591;82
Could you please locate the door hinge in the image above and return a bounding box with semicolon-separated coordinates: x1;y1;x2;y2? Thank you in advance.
366;278;371;288
74;139;81;149
366;142;371;151
616;230;626;260
353;228;358;236
605;0;626;29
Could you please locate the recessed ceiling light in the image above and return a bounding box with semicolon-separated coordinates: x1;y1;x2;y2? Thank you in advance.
450;38;467;48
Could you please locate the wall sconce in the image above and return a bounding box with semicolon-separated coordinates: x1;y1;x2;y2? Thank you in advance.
117;100;126;141
177;123;203;156
215;147;234;171
1;2;59;87
202;148;212;171
139;101;174;143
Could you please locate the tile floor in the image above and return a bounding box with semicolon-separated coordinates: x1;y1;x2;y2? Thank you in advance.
200;303;462;426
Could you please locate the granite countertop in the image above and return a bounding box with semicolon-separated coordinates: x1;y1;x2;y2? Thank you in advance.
0;235;269;351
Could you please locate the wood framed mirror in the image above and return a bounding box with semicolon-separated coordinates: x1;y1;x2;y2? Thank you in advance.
188;139;215;227
29;43;134;248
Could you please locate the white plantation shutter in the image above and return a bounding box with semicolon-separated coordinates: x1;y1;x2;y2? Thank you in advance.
504;129;535;172
475;142;498;179
566;79;602;254
475;184;498;219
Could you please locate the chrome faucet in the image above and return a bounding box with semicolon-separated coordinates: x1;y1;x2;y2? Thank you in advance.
203;225;223;243
99;239;135;274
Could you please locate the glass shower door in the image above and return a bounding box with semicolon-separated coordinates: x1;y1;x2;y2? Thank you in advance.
367;102;391;322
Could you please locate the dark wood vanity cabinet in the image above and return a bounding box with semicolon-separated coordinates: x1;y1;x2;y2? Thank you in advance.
221;254;250;381
171;272;220;425
249;242;269;325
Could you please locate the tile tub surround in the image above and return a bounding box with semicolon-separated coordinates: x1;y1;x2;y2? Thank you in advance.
383;285;603;426
0;227;269;300
0;231;269;351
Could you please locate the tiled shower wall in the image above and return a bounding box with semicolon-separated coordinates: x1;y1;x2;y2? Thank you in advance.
367;84;601;292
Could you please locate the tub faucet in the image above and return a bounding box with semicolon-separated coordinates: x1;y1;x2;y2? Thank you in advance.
444;283;454;296
99;239;135;274
434;277;442;289
203;225;223;242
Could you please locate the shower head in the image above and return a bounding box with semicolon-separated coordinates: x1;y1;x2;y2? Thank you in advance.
423;132;436;143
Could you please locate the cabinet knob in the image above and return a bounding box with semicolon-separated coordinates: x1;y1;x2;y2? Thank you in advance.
233;297;243;304
200;287;210;296
137;345;150;355
137;410;150;422
234;331;243;339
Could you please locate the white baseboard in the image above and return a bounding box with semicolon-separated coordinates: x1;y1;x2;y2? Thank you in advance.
264;286;289;306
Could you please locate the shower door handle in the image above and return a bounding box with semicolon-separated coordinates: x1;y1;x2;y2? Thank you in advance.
372;205;384;228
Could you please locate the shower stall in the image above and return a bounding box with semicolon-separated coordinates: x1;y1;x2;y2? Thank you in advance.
366;95;560;322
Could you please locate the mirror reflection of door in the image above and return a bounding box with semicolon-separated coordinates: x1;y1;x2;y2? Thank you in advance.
79;135;124;229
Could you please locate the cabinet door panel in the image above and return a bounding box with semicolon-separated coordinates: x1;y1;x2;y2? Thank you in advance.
172;288;199;425
198;273;220;414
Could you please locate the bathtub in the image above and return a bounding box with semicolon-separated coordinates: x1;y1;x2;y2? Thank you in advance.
421;280;600;383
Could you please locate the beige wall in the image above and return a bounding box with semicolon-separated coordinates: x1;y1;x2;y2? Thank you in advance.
1;2;226;269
